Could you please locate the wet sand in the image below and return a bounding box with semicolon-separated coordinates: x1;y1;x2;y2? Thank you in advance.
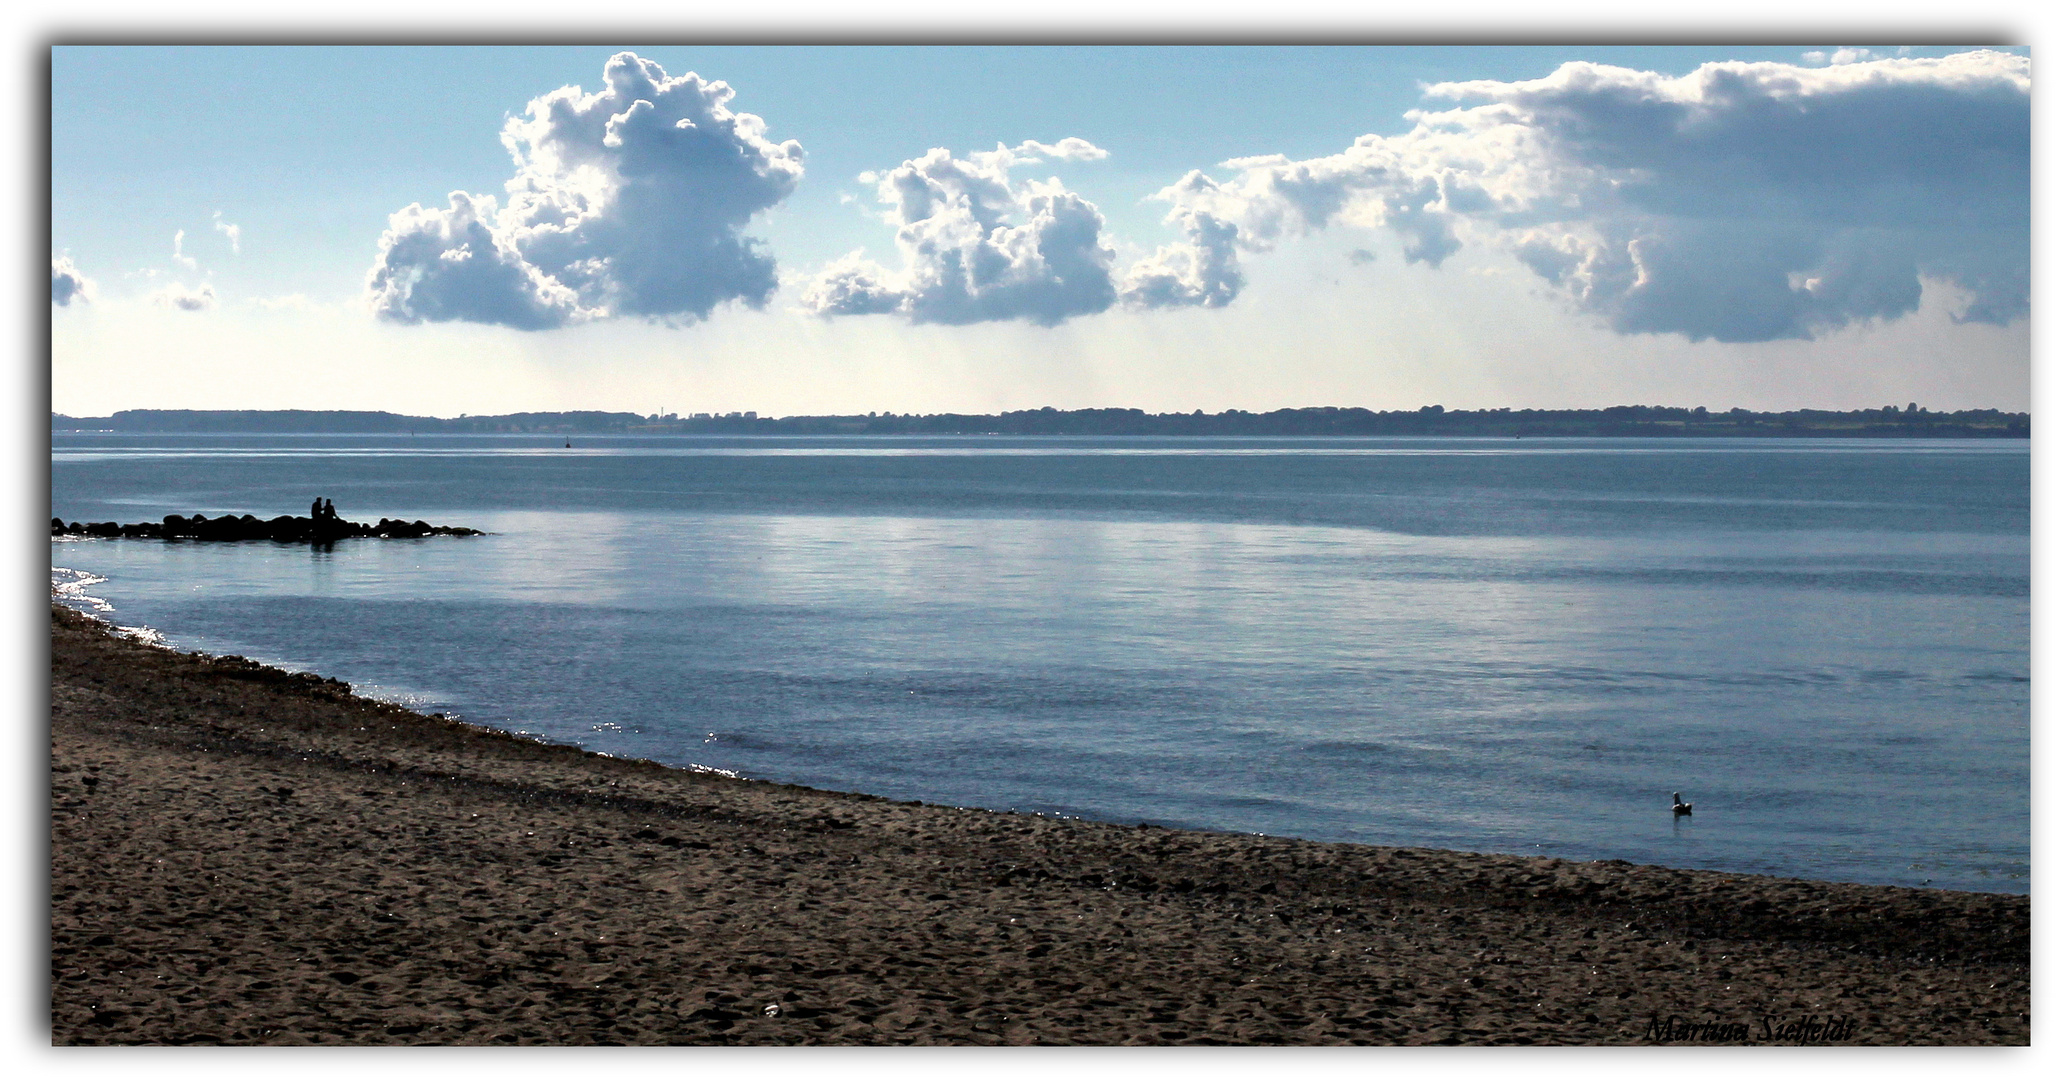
49;603;2028;1045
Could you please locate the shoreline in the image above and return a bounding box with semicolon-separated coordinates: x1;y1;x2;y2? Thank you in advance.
50;603;2029;1044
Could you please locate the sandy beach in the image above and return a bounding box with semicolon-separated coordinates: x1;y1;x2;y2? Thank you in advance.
48;602;2028;1045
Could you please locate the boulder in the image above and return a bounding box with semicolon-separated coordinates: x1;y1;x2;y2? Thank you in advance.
55;509;480;543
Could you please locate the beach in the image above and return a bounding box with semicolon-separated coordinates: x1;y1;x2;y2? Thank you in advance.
49;603;2028;1045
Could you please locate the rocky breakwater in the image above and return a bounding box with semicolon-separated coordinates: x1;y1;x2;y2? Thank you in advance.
52;513;482;542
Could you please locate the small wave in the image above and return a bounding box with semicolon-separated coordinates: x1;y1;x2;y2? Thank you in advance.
50;566;108;588
113;625;169;648
52;567;173;646
50;566;113;612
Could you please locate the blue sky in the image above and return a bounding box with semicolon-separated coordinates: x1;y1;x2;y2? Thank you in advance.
49;40;2032;417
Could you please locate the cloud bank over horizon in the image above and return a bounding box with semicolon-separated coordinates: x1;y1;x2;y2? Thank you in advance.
366;52;804;330
1154;50;2028;343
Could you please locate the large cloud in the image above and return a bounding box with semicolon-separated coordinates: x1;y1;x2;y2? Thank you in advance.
803;141;1124;325
804;138;1244;324
1118;176;1245;310
1155;50;2029;342
52;255;94;306
368;52;804;330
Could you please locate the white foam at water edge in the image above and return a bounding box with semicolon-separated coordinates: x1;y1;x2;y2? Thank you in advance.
50;566;114;612
345;683;454;714
52;566;173;647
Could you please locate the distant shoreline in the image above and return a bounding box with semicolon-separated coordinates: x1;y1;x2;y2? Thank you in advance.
50;406;2028;439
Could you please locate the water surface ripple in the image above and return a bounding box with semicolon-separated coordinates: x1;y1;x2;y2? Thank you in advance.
51;434;2028;892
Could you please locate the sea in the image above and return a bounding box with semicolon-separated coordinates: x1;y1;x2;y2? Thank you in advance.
49;433;2029;893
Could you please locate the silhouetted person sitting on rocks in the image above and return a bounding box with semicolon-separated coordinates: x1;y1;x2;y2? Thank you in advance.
307;497;342;541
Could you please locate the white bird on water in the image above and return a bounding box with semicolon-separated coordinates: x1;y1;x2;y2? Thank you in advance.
1672;792;1693;816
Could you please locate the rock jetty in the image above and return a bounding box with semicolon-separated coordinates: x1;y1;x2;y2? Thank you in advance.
51;513;481;542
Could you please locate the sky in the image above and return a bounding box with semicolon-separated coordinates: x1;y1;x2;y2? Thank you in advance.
12;12;2058;1080
48;38;2033;418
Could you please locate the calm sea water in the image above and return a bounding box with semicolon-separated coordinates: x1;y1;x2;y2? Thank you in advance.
50;434;2028;893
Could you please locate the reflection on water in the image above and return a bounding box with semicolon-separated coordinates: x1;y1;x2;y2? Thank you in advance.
49;435;2028;892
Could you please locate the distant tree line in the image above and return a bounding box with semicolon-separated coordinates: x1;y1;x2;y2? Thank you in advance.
51;404;2028;438
48;409;649;434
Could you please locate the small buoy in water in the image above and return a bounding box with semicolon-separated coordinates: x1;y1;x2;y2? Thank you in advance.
1672;792;1693;816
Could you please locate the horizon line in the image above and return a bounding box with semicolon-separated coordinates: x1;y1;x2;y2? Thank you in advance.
51;403;2029;422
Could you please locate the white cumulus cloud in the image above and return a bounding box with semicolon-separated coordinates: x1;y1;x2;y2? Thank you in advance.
804;137;1247;324
172;229;197;270
803;141;1123;325
1151;50;2029;343
367;52;804;330
1118;172;1246;310
52;255;95;306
